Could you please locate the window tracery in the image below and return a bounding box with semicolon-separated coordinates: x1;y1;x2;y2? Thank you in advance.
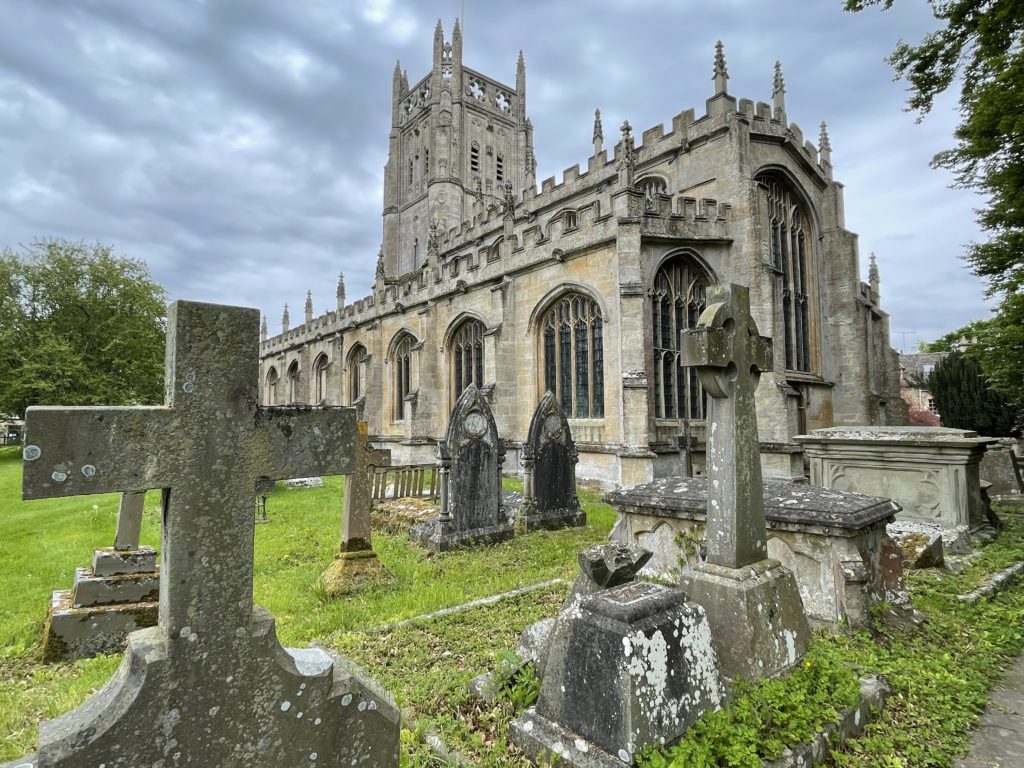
392;335;413;420
347;344;367;404
651;256;711;420
450;319;485;401
313;354;329;404
758;174;813;372
265;366;279;406
540;294;604;419
287;360;300;404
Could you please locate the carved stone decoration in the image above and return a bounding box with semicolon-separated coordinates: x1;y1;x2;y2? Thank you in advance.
518;391;585;531
410;384;512;551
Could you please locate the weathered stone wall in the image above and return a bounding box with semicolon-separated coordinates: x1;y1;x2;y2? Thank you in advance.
259;37;906;488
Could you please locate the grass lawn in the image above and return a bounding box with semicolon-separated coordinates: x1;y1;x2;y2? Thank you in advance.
2;440;1024;767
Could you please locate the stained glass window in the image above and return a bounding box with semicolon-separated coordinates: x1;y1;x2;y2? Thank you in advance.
450;319;485;400
759;175;813;372
540;293;604;418
393;336;413;420
651;257;710;420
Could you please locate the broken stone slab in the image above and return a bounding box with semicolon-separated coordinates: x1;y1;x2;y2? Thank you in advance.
71;566;159;607
91;546;157;577
980;439;1023;497
510;581;723;767
763;675;891;768
42;589;158;662
888;519;972;556
287;476;324;488
888;528;944;569
607;477;905;629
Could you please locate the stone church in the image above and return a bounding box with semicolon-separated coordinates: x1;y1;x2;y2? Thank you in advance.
259;21;907;488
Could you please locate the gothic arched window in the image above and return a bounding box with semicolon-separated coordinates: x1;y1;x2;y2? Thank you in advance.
265;366;279;406
450;318;485;401
347;344;367;405
312;353;329;404
651;256;711;420
392;334;414;420
540;293;604;419
287;360;300;404
758;174;814;372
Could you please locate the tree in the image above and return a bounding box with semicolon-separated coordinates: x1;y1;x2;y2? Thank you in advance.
0;240;167;417
928;350;1018;435
846;0;1024;403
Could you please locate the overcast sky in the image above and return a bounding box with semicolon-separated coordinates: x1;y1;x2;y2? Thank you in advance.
0;0;993;351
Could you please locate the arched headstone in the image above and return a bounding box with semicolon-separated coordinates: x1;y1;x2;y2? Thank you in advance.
519;391;585;530
411;385;512;551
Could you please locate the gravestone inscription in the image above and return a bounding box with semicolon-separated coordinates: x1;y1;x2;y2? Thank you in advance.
679;283;809;680
13;300;399;768
519;390;585;531
411;384;512;551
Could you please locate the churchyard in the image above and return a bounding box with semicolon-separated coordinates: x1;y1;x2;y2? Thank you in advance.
3;442;1024;766
0;298;1021;768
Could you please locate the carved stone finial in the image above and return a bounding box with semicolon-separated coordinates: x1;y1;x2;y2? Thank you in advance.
375;247;385;281
336;272;346;310
304;290;313;324
772;61;786;114
281;303;290;333
593;108;603;144
713;40;729;94
869;251;880;290
260;315;268;341
819;121;833;171
502;182;516;220
618;120;635;188
427;219;440;259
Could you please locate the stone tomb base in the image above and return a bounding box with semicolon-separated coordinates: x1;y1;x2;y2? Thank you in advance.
409;516;514;553
510;581;723;767
319;550;394;598
518;503;586;532
43;547;159;662
606;478;905;629
681;559;809;682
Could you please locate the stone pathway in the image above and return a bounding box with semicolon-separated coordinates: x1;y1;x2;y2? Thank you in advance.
954;655;1024;767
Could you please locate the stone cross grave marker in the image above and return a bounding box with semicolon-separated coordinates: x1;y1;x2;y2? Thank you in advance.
320;421;393;597
681;282;773;568
679;283;809;680
519;390;585;531
17;300;398;767
410;384;512;552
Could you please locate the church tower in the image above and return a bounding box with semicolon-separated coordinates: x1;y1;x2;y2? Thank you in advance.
381;20;534;277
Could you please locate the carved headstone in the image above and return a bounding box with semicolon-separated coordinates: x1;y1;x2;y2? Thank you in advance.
679;283;809;681
519;391;585;531
14;300;399;767
42;490;160;661
410;384;512;552
320;421;393;597
511;547;724;766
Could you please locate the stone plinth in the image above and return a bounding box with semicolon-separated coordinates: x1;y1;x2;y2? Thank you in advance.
510;581;723;767
42;490;160;662
795;426;996;532
606;478;906;629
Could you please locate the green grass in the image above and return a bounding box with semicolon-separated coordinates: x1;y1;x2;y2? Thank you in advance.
0;444;613;761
